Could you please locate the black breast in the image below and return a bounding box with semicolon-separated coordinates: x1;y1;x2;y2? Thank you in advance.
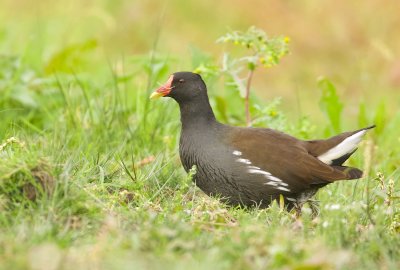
178;126;277;207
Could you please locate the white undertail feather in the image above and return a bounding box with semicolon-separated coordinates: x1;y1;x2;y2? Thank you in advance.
318;130;367;165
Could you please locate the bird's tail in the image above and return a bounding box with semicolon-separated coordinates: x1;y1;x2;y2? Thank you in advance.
332;165;363;179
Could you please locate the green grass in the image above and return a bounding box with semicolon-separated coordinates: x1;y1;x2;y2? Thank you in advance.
0;53;399;270
1;1;400;269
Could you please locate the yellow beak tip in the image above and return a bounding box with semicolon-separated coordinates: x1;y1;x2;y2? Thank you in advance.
149;92;163;99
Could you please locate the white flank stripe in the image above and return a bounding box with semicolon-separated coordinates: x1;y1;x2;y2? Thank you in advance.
233;150;242;156
237;157;290;189
277;186;291;192
267;175;283;182
264;181;279;186
248;169;271;176
286;197;296;202
318;130;367;165
237;158;251;165
247;166;261;170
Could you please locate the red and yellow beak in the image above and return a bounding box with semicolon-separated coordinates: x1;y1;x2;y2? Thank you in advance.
149;75;174;99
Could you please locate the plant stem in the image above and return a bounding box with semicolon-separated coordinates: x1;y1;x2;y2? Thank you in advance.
245;69;254;126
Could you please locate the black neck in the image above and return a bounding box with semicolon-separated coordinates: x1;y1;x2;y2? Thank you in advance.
177;94;217;129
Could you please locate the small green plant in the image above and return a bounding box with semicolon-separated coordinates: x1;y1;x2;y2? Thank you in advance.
217;26;289;126
318;77;344;134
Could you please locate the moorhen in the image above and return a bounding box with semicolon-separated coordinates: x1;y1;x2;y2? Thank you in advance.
150;72;374;214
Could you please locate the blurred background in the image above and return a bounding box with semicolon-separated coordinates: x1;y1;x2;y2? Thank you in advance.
1;0;399;120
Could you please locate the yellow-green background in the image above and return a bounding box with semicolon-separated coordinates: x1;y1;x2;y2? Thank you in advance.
1;0;399;115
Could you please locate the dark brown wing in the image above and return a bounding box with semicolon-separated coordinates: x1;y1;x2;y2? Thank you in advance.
226;127;349;194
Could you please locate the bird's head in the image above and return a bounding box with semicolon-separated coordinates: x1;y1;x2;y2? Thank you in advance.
150;72;207;103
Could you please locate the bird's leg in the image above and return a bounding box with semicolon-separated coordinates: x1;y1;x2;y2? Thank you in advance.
307;199;320;219
289;201;305;230
293;201;304;218
292;187;319;218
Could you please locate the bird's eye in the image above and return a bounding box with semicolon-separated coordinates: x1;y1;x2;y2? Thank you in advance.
179;79;185;83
